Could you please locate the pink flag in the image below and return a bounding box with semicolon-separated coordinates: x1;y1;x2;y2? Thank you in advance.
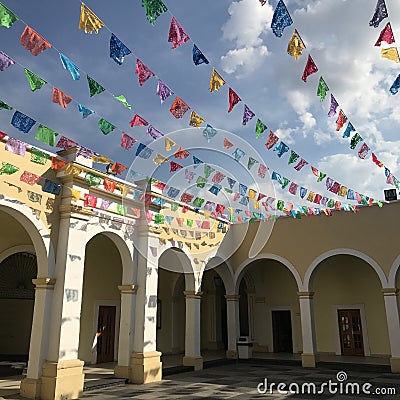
375;22;395;46
135;58;155;86
228;88;241;112
168;17;190;49
129;114;148;127
121;132;136;150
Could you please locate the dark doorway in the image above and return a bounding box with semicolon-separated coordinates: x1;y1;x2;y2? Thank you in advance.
96;305;116;363
214;276;228;350
239;280;249;336
338;309;364;356
272;310;293;353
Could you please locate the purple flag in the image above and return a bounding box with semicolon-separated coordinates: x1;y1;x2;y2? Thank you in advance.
0;51;15;71
369;0;388;28
156;80;174;103
56;136;78;150
146;125;164;140
5;138;27;156
242;105;255;125
100;199;112;210
328;94;339;117
77;146;95;159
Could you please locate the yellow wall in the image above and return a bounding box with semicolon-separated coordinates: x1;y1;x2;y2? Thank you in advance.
313;255;390;355
78;234;122;363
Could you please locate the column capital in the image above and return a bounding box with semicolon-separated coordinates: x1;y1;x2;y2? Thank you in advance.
32;278;56;290
118;284;138;294
224;294;240;301
184;290;203;298
382;288;399;296
298;291;314;299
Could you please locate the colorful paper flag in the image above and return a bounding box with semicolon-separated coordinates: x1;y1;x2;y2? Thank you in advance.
52;88;73;109
109;33;131;65
375;22;395;46
87;76;105;97
287;29;306;59
20;26;52;56
114;95;131;109
228;88;241;112
328;94;339;117
369;0;388;28
11;111;36;133
98;118;116;135
209;68;226;92
242;105;255;125
170;96;190;118
336;110;347;131
0;2;19;28
35;124;58;146
142;0;168;25
59;53;80;80
271;0;293;37
265;130;279;149
189;111;205;128
79;3;105;34
381;47;399;62
192;44;209;65
255;119;267;138
24;69;47;91
203;124;217;142
168;17;190;49
136;58;154;86
121;132;136;150
146;125;164;140
317;76;329;101
156;80;174;103
302;54;318;82
0;51;15;71
78;104;94;118
389;74;400;95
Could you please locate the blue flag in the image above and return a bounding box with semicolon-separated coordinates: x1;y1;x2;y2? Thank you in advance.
60;53;80;80
78;104;95;119
342;122;355;138
11;111;36;133
273;141;289;157
271;0;293;37
193;156;203;168
43;179;61;195
192;44;209;65
110;33;132;65
389;74;400;95
203;124;217;142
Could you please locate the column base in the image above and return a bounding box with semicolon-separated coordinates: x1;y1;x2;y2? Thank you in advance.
20;378;41;399
114;365;130;379
390;357;400;373
301;353;318;368
226;350;238;359
130;351;162;384
39;359;84;400
183;356;203;371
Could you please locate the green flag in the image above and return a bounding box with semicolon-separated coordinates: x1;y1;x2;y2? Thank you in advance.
247;157;258;170
0;162;19;175
204;165;214;178
98;118;116;135
277;200;285;211
114;95;131;109
142;0;168;25
87;75;105;97
317;76;329;101
282;177;290;189
327;199;335;208
84;172;102;187
186;219;193;227
116;204;127;215
24;69;47;91
30;148;49;165
288;150;299;165
0;2;19;28
171;202;179;211
193;197;204;207
350;133;363;150
196;176;207;188
255;118;267;138
154;214;165;224
0;100;12;110
35;125;58;146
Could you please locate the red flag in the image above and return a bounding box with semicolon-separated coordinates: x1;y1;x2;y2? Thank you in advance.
181;192;194;203
228;88;241;113
20;171;41;185
170;96;190;119
51;157;67;170
375;22;395;46
111;162;127;175
335;110;347;131
301;54;318;82
170;161;183;172
372;153;383;167
52;88;73;108
20;26;52;56
129;114;148;127
84;193;97;207
168;17;190;49
103;178;117;192
223;138;234;149
121;132;136;150
265;130;279;149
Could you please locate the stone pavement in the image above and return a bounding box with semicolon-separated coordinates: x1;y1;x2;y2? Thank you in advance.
2;361;400;399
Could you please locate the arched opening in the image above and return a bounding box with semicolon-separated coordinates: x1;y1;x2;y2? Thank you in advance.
0;252;37;363
157;247;190;368
311;254;389;358
78;233;123;365
201;269;228;359
236;258;300;356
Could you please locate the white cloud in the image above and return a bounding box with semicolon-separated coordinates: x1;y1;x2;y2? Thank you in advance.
220;0;273;74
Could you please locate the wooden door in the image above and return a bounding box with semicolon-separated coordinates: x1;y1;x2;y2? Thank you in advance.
338;309;364;356
272;310;293;353
96;306;116;364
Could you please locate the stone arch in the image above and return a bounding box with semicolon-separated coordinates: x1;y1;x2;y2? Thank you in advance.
388;255;400;288
234;254;302;293
201;255;235;294
303;248;388;291
0;200;55;277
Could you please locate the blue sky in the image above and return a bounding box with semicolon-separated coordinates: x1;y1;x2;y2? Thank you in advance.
1;0;400;210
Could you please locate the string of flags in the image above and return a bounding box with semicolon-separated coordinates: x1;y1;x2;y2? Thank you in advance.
0;1;388;218
263;0;400;192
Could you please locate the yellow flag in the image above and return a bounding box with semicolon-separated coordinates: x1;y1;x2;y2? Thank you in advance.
91;154;112;164
338;186;347;197
118;184;130;196
203;210;210;219
70;189;81;201
227;207;234;215
248;189;257;200
79;3;105;34
165;137;176;151
287;29;306;60
189;111;205;128
65;163;83;176
254;200;260;209
209;68;226;92
381;47;399;63
153;153;168;165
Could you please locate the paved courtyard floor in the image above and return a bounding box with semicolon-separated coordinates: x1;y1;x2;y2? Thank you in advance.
2;361;400;399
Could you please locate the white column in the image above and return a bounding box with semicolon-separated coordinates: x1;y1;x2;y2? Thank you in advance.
130;226;162;384
114;284;138;379
183;291;203;370
298;291;317;368
225;295;240;359
383;289;400;373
